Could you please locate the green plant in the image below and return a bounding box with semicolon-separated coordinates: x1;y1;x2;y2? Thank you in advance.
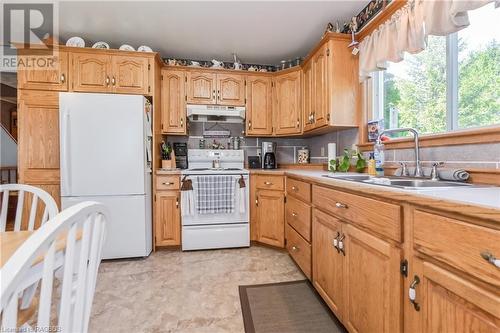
355;152;367;173
160;141;172;160
338;148;351;172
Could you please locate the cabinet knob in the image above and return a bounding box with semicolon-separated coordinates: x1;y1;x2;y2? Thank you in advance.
176;197;179;208
112;76;116;86
180;118;184;127
105;76;110;86
264;181;273;185
60;73;65;83
335;202;348;209
333;232;340;252
296;118;300;128
291;246;298;251
291;186;298;191
248;121;252;130
212;90;216;99
292;212;298;217
480;251;500;268
409;275;421;311
338;234;345;256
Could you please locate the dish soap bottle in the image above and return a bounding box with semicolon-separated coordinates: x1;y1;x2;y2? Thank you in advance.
373;141;385;176
368;153;377;176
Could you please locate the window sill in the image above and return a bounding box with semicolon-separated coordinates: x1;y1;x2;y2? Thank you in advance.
357;125;500;152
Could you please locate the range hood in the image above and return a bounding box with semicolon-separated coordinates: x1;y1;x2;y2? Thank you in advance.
187;104;245;123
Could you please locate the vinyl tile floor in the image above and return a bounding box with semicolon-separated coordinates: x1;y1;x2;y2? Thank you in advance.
89;246;305;333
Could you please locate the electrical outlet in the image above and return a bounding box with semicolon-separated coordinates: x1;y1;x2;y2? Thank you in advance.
257;148;261;156
320;147;325;156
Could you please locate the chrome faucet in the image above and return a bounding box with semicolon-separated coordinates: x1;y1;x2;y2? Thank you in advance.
376;127;424;178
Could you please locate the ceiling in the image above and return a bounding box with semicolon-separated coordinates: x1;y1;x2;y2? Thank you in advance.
57;1;367;65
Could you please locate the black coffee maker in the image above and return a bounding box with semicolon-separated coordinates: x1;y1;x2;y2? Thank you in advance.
261;141;277;169
173;143;188;169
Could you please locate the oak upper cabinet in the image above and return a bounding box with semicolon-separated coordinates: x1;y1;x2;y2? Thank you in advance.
216;74;245;106
155;191;181;246
256;190;285;247
312;209;344;319
312;43;329;128
111;55;150;94
302;60;314;132
72;52;112;92
343;223;402;333
273;68;302;136
186;71;217;104
161;69;186;135
18;50;69;91
246;75;273;136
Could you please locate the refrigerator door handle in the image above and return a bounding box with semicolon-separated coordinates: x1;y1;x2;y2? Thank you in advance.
61;109;72;195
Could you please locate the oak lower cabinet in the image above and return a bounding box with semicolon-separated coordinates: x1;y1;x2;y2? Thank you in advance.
155;185;181;247
312;209;344;318
246;75;273;136
256;190;285;247
273;68;302;136
343;223;402;333
17;50;69;91
161;69;187;134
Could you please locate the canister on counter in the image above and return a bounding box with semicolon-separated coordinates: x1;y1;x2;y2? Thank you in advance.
297;147;310;164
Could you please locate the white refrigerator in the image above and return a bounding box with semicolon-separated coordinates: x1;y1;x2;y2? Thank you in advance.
59;92;152;259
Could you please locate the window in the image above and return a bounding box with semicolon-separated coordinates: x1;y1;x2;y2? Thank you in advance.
372;4;499;137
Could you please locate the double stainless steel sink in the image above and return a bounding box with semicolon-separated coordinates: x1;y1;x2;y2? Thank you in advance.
322;174;473;190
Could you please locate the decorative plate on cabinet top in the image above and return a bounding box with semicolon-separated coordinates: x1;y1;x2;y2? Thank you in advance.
119;44;135;51
66;36;85;47
137;45;153;52
92;41;110;49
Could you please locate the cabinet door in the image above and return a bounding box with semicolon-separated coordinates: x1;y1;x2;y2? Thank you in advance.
155;191;181;246
18;50;69;91
186;71;216;104
274;70;301;135
161;69;186;134
72;53;112;92
312;43;329;129
408;258;500;333
257;190;284;247
246;75;273;136
216;74;245;106
312;209;344;319
343;223;402;333
111;55;149;94
302;60;314;132
17;90;60;185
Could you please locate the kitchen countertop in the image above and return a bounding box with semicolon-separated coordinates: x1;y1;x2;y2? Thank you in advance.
255;169;500;221
156;169;182;175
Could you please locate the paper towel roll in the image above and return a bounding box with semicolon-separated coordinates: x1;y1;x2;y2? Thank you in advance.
328;143;336;171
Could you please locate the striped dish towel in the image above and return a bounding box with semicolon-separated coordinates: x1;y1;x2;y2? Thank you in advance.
196;175;236;214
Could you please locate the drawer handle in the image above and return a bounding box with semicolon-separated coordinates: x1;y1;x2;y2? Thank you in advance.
264;181;273;185
176;197;179;208
338;234;345;256
291;246;299;251
291;186;298;191
480;251;500;268
162;182;174;185
292;212;298;217
60;73;66;83
409;275;421;311
335;202;348;209
333;232;340;253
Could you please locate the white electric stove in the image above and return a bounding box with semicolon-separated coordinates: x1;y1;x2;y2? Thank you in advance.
181;149;249;251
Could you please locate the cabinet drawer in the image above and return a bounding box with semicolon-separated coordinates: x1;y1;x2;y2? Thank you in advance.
256;175;284;191
413;210;500;288
286;196;311;242
286;224;311;280
287;178;311;202
156;175;180;190
312;185;402;242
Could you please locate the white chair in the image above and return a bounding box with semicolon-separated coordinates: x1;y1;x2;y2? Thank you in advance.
0;184;59;232
0;201;108;333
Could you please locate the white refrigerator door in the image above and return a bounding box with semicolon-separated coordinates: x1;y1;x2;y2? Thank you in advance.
60;93;146;196
62;195;152;259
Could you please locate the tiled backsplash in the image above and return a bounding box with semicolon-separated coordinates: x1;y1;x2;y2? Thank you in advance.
381;143;500;170
166;123;359;164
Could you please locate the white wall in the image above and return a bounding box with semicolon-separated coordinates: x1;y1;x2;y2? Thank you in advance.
1;125;17;166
